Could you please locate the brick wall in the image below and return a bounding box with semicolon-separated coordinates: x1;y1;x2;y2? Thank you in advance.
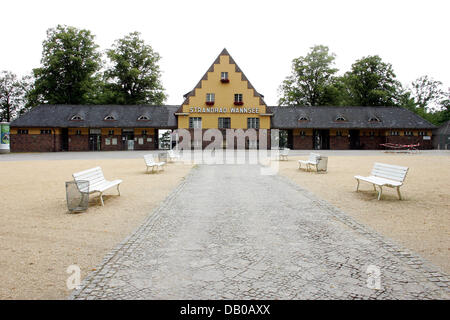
293;135;313;149
359;136;385;150
330;136;349;149
68;135;89;151
102;135;123;151
134;135;157;150
11;134;60;152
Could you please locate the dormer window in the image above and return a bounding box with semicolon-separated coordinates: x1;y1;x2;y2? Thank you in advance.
137;115;150;121
221;72;229;83
206;93;215;105
298;116;309;122
70;115;83;121
335;115;347;122
369;116;381;122
104;115;116;121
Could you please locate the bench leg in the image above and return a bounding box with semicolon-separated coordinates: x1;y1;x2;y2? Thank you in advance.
373;184;376;192
377;186;383;200
117;184;121;196
356;179;360;192
99;192;104;206
396;186;402;200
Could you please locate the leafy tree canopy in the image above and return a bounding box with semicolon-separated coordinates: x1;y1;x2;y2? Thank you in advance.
410;75;445;112
31;25;101;105
342;55;402;106
0;71;30;122
103;32;166;105
278;45;339;106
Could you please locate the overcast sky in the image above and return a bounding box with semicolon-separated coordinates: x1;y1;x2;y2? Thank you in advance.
1;0;449;105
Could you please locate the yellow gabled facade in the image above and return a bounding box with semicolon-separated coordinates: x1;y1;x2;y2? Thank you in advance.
177;49;271;129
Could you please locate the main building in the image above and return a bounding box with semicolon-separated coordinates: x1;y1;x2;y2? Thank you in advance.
10;49;436;152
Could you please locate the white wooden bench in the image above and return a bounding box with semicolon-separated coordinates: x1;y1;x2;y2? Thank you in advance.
144;154;166;173
72;167;122;206
298;153;322;172
168;150;181;162
279;148;290;161
354;162;409;200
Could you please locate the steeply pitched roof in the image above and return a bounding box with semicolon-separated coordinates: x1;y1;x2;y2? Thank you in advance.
434;120;450;135
180;48;267;109
270;106;436;129
10;105;179;128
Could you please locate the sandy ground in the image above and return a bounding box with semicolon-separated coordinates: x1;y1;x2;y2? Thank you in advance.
278;154;450;274
0;159;193;300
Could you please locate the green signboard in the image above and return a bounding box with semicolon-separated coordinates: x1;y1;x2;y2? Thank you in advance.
1;123;10;145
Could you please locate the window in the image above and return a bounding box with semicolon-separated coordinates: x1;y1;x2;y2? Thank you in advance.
138;115;150;121
369;131;376;137
70;115;83;121
335;115;346;122
221;72;229;83
418;131;427;136
300;131;306;136
75;130;82;135
104;115;116;121
108;130;114;135
298;116;309;121
40;129;52;134
390;131;399;136
18;129;28;134
142;130;147;136
218;117;231;129
404;131;414;136
189;117;202;129
234;94;243;105
247;118;260;129
336;131;342;137
369;117;381;122
206;93;215;105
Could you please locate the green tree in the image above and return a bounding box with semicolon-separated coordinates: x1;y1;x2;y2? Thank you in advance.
278;45;339;106
31;25;101;105
342;55;402;106
0;71;29;122
104;32;166;105
410;75;445;112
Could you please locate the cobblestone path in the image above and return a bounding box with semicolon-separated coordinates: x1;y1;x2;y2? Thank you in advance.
70;164;449;299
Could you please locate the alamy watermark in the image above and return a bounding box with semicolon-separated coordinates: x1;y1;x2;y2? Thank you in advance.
66;265;81;290
170;128;281;175
366;265;381;290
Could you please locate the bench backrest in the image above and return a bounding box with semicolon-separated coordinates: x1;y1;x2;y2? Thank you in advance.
144;154;157;165
309;153;321;163
371;162;409;182
73;167;106;191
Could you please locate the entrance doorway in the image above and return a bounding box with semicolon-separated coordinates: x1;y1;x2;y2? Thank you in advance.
313;129;330;150
89;129;101;151
349;130;360;149
122;129;135;150
61;128;69;151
